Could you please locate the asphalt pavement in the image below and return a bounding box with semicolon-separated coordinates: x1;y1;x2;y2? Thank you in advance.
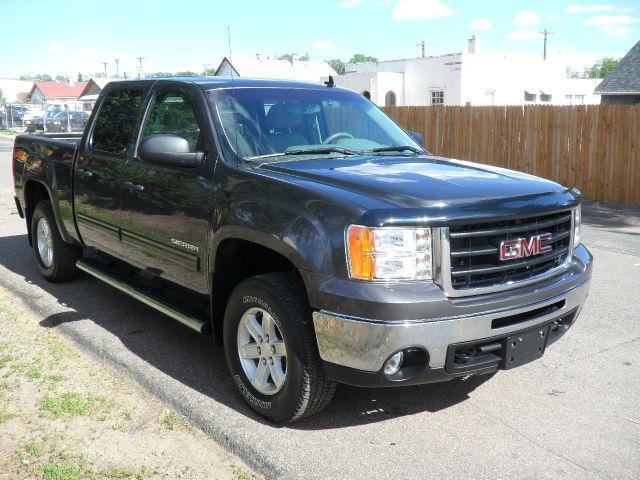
0;135;638;479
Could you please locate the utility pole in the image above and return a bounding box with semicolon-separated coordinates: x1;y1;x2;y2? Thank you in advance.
136;57;145;78
539;29;554;60
115;59;120;78
102;62;108;78
416;40;430;57
203;63;211;76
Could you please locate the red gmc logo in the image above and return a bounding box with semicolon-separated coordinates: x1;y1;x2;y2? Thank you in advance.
499;233;553;261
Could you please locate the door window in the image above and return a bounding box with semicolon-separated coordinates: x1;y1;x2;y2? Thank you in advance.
142;92;202;152
92;89;145;154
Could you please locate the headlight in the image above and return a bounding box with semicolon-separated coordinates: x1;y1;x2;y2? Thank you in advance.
573;205;581;247
346;225;432;280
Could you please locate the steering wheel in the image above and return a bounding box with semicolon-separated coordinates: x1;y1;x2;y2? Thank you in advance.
323;132;354;145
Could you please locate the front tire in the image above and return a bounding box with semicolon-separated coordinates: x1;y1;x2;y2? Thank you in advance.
31;201;80;282
223;273;336;423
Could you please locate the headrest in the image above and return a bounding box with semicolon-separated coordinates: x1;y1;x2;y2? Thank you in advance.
265;102;303;130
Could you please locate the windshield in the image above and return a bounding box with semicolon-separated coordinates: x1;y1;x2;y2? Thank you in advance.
206;87;423;160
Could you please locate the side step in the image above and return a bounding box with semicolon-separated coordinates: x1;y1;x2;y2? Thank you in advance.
76;258;208;334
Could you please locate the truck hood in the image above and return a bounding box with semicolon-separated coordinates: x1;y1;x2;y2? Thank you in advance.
259;155;569;209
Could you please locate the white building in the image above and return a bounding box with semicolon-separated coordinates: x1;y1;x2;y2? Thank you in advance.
215;56;337;83
337;37;601;107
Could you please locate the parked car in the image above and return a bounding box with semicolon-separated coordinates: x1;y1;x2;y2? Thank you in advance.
12;78;592;423
45;111;89;133
4;105;31;121
23;112;46;132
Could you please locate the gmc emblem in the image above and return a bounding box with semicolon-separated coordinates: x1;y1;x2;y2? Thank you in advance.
499;233;553;261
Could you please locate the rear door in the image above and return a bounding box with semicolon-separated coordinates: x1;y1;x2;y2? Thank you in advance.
74;86;147;256
119;84;213;294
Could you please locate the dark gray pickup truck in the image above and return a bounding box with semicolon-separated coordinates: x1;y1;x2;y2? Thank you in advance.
13;77;592;422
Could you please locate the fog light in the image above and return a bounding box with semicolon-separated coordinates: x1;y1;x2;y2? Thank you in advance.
384;351;404;376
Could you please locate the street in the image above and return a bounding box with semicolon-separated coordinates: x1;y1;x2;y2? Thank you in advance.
0;135;638;480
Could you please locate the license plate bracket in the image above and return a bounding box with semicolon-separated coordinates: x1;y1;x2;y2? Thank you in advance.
503;325;551;369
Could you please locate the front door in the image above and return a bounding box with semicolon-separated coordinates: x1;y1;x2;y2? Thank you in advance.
120;86;213;293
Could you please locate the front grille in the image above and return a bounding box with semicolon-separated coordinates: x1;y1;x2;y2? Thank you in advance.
447;210;572;291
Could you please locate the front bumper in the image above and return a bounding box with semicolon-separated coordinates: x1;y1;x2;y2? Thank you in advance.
312;245;592;386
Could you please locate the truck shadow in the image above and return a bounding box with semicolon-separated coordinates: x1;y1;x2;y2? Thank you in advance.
0;233;492;429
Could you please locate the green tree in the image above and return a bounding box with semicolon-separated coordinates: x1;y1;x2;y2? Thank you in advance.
55;75;67;82
585;57;619;79
566;66;582;79
0;87;4;104
77;72;84;82
349;54;378;64
278;53;310;61
327;59;346;75
146;72;174;78
175;71;198;76
35;73;53;81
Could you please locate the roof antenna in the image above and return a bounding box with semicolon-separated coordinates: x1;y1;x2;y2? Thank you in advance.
324;75;335;88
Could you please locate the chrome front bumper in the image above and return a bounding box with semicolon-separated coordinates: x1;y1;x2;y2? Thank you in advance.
312;275;590;373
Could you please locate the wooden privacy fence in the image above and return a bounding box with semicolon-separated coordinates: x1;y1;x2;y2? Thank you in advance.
383;105;640;206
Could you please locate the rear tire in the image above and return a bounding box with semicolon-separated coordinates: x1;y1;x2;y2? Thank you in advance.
223;273;336;423
31;200;80;282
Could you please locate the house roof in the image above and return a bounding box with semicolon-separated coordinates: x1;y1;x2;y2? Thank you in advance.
29;81;88;99
215;57;337;82
594;41;640;95
78;78;113;100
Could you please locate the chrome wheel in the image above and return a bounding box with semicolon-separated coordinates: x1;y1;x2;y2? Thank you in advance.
36;217;53;268
237;307;287;395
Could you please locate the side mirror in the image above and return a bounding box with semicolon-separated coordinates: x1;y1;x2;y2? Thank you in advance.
408;131;424;147
138;134;204;168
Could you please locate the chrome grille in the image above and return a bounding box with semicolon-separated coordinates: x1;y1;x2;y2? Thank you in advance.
441;210;573;296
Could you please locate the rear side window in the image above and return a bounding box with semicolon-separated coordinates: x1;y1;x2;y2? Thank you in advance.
92;89;145;154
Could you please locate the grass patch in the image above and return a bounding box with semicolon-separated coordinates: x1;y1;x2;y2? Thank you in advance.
48;340;76;363
163;411;180;430
234;465;259;480
41;462;84;480
22;439;43;461
0;354;13;369
40;392;112;418
0;411;15;423
26;364;43;379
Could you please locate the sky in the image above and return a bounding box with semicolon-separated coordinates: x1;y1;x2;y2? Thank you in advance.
1;0;638;79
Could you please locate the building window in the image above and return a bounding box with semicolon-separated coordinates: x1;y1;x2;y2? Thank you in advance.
565;95;573;105
540;93;552;103
485;90;495;104
385;91;397;107
575;95;585;105
430;90;444;106
524;91;536;102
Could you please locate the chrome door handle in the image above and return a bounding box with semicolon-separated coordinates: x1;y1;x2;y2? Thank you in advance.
123;181;145;192
77;168;93;179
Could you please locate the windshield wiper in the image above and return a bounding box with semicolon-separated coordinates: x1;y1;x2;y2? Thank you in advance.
369;145;424;153
285;147;357;156
246;147;357;162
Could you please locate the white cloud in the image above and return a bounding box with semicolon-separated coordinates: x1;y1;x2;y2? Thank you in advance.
546;12;562;22
584;14;639;37
338;0;364;7
513;11;541;27
599;24;633;37
506;30;544;41
585;14;638;25
75;47;97;55
310;40;336;50
566;5;615;14
392;0;453;21
469;18;492;30
377;0;393;5
48;43;62;52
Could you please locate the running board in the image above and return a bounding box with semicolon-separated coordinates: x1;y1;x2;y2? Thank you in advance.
76;259;208;334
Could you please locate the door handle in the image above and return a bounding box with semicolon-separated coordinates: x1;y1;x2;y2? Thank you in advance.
123;181;145;193
77;168;93;179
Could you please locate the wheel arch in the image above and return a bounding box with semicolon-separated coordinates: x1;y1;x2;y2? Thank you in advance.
209;237;307;345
